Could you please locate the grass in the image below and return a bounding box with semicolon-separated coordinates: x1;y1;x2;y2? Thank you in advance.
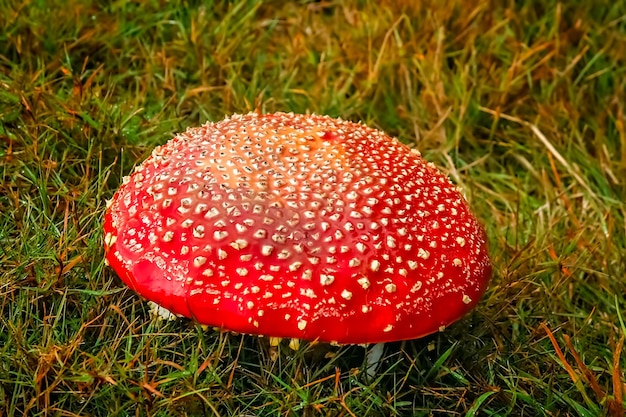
1;0;625;415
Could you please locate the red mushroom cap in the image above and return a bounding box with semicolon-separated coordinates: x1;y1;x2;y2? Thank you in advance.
103;112;491;344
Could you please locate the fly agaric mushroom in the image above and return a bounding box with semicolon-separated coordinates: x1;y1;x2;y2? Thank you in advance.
103;112;491;345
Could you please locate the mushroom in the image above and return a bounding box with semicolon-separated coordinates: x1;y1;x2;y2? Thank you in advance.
103;112;491;346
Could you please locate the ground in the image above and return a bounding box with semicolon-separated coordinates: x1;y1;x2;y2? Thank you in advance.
0;1;625;416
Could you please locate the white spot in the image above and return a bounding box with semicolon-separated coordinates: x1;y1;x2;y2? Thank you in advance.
370;259;381;272
246;301;254;309
453;258;462;267
261;245;273;256
341;289;352;300
301;288;316;298
194;256;207;267
270;229;286;242
237;268;248;276
347;258;360;268
213;230;227;241
418;248;430;260
192;226;205;239
289;262;302;271
385;283;397;293
195;203;207;214
205;207;220;219
231;239;248;249
104;233;116;246
297;320;307;331
456;237;466;247
163;231;174;242
320;274;335;286
361;305;371;313
463;294;472;304
383;324;393;332
357;277;370;289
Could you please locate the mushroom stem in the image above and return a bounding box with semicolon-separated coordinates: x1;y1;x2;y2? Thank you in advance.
365;343;386;378
148;301;178;321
